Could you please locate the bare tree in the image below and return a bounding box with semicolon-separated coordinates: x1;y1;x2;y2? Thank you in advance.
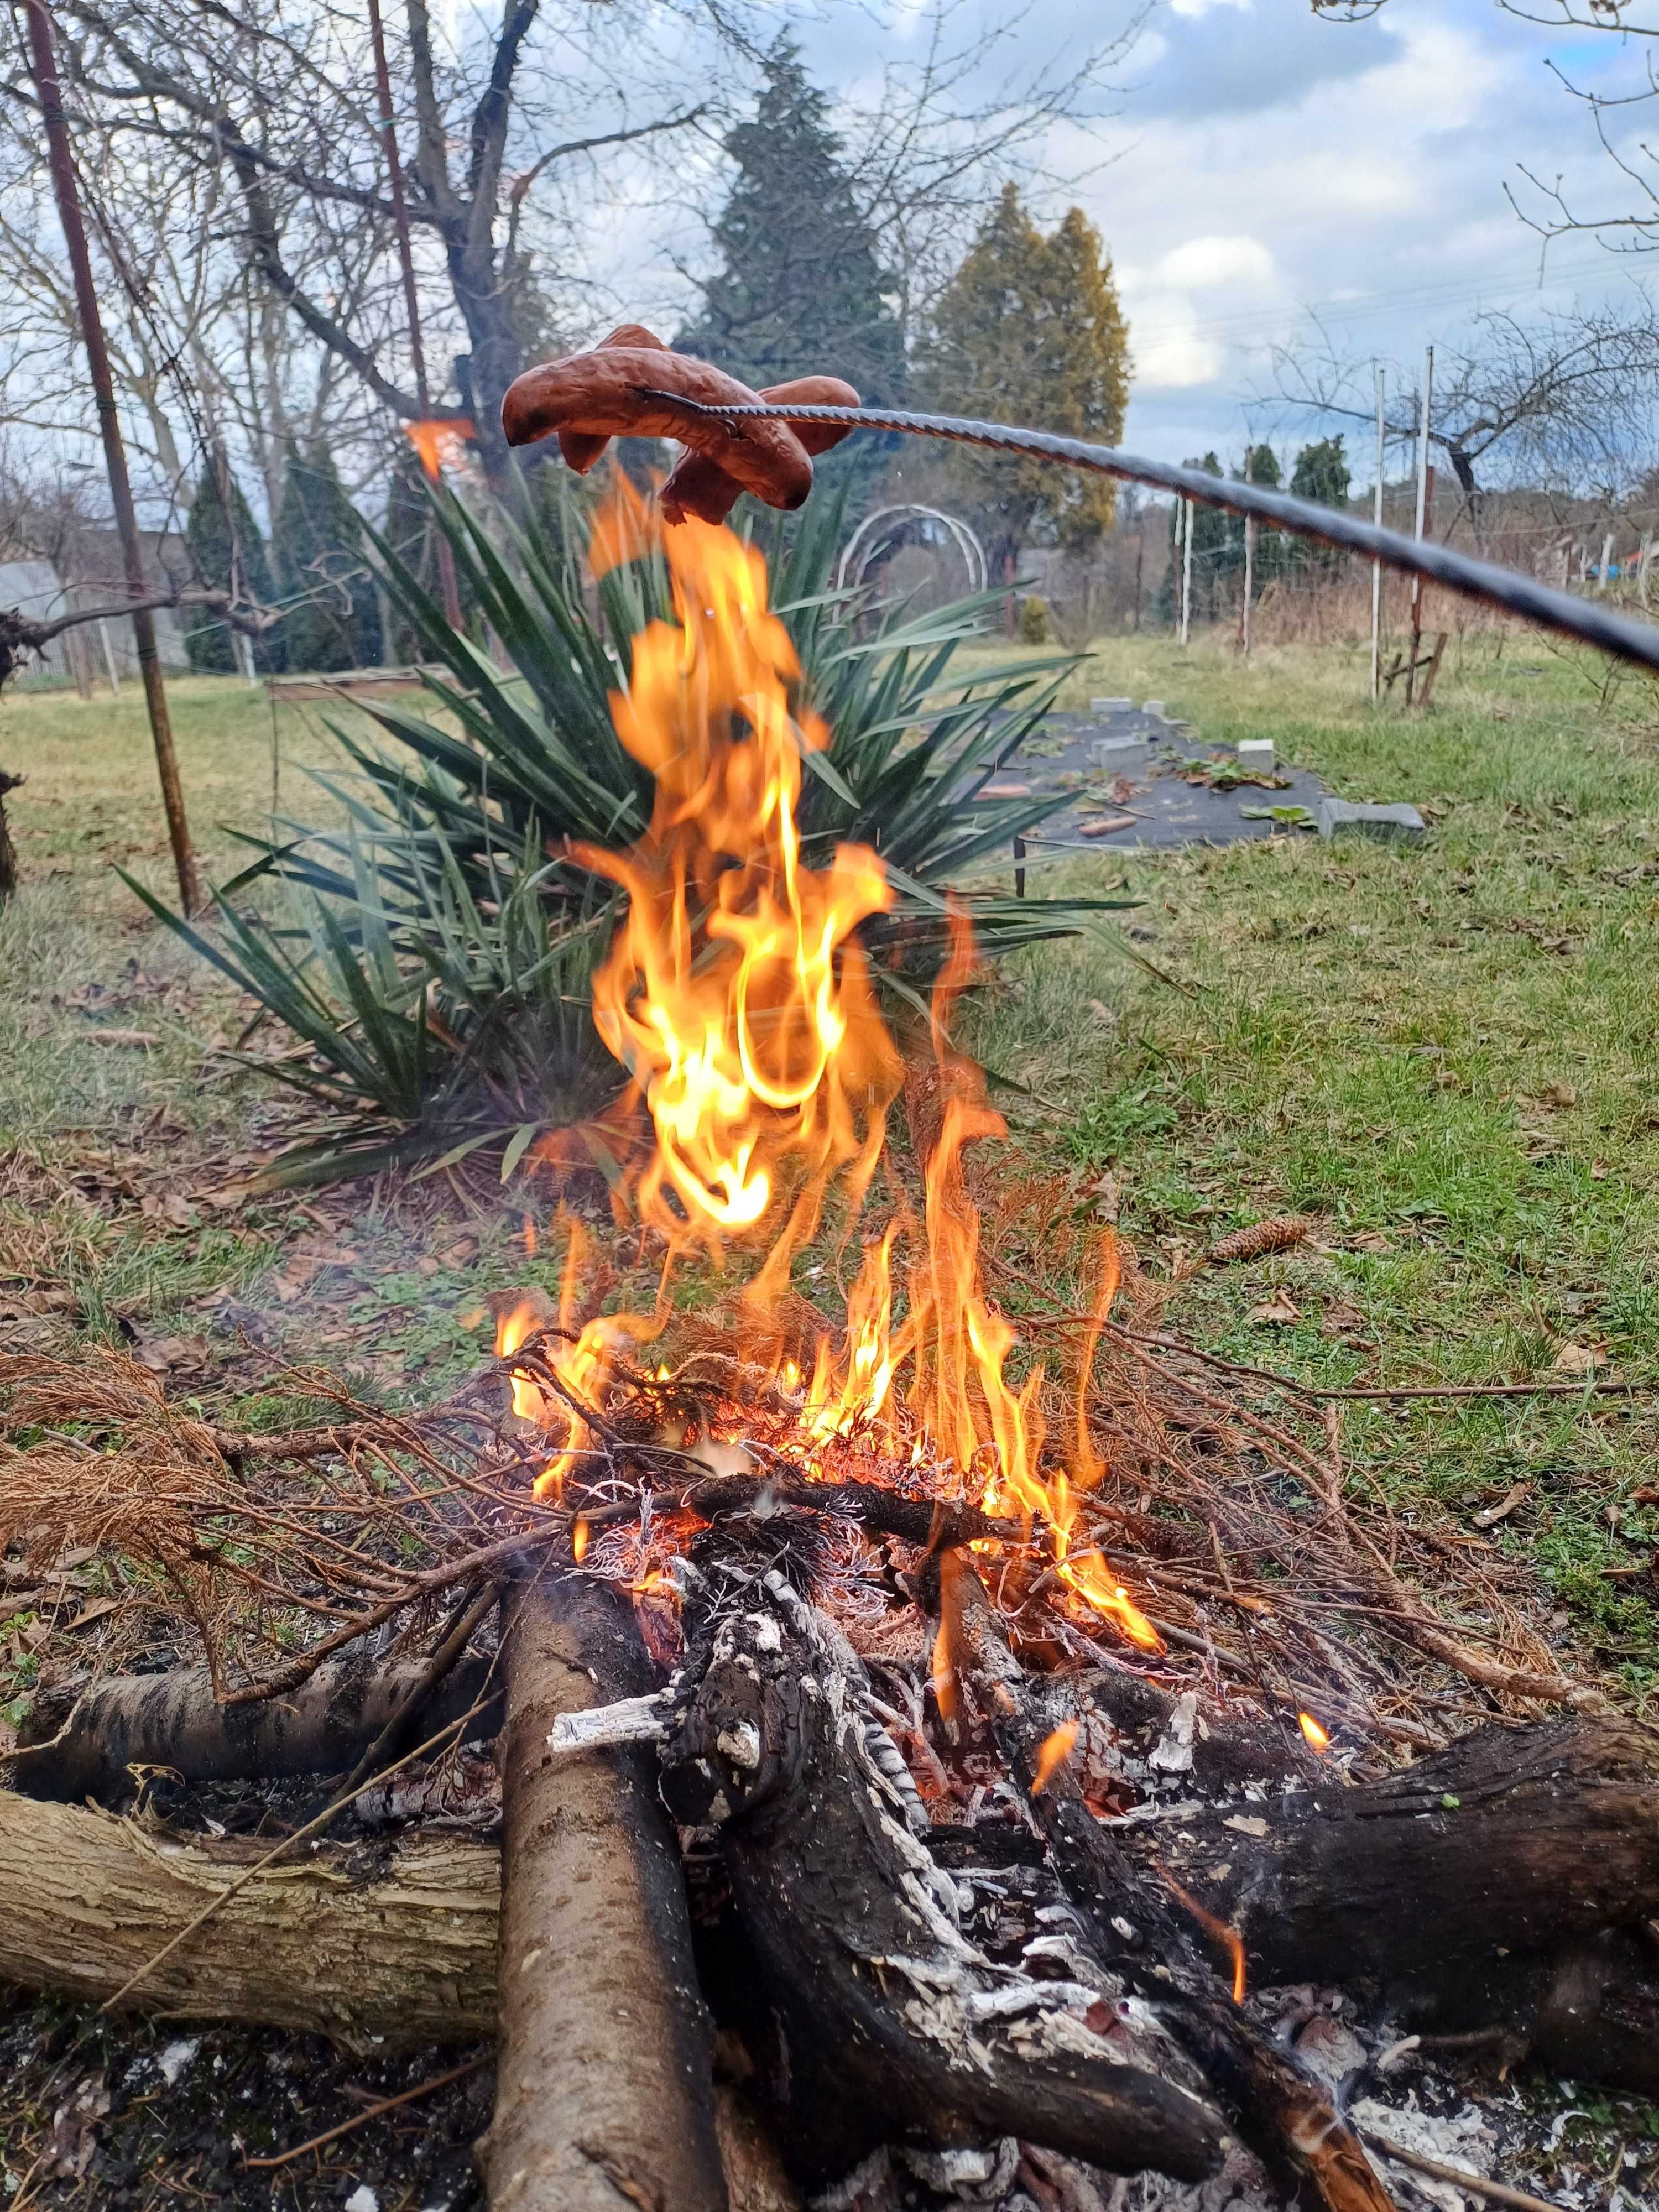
1315;0;1659;257
1271;300;1659;542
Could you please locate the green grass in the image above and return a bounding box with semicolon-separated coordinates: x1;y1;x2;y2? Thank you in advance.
962;628;1659;1692
3;639;1658;1689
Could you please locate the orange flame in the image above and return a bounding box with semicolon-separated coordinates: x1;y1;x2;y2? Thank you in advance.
576;484;901;1275
1031;1719;1079;1795
1298;1711;1331;1753
1161;1868;1248;2005
495;1297;549;1424
537;487;1157;1652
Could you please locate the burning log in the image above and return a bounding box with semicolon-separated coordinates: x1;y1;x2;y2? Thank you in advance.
482;1572;727;2212
658;1563;1229;2192
940;1551;1397;2212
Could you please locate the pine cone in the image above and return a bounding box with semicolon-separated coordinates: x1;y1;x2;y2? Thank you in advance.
1206;1213;1314;1266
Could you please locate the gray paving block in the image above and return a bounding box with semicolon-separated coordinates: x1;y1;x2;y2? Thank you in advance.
1314;796;1427;846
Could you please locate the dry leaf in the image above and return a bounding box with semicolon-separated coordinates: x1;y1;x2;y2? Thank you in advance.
1223;1814;1270;1838
1541;1080;1577;1109
1249;1290;1302;1326
1552;1340;1605;1377
1473;1480;1531;1530
86;1029;158;1050
1090;1171;1122;1224
65;1597;121;1631
1322;1301;1368;1339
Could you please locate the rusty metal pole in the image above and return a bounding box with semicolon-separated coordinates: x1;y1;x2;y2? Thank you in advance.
366;0;464;634
24;0;202;914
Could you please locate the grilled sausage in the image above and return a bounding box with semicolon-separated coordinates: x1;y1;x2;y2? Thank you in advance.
660;376;862;526
502;341;815;512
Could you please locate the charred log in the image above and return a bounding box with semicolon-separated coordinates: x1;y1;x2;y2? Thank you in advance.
942;1553;1397;2212
659;1568;1229;2192
481;1573;727;2212
1145;1714;1659;2090
14;1652;503;1804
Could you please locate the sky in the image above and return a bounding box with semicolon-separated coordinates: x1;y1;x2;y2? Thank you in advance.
807;0;1657;478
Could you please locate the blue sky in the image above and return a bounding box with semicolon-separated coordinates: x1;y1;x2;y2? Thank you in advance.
1033;0;1650;468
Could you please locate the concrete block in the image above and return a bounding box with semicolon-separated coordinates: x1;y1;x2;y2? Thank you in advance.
1313;796;1427;847
1091;735;1147;765
1237;738;1276;775
1089;696;1133;713
1141;699;1166;718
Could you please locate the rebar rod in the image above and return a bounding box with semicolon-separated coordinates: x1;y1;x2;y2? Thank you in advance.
643;394;1659;678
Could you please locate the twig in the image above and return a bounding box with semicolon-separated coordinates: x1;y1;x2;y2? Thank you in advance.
241;2054;489;2170
98;1693;494;2016
1359;2132;1567;2212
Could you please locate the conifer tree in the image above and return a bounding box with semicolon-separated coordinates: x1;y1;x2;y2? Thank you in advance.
675;37;905;507
914;186;1130;573
272;440;381;671
1288;435;1350;571
185;457;281;674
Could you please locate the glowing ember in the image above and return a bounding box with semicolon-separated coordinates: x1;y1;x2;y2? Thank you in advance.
1031;1720;1079;1795
572;1515;591;1562
1298;1711;1331;1753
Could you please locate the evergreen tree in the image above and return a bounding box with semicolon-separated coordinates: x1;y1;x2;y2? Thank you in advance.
185;457;281;674
914;186;1130;572
272;440;381;671
1234;443;1288;598
1288;435;1350;571
675;38;905;509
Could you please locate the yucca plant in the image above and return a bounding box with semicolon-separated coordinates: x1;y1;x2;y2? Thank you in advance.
142;474;1132;1181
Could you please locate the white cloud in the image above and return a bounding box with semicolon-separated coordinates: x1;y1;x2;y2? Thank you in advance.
1156;236;1278;291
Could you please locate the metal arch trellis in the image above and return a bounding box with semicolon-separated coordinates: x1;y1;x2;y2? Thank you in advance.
641;394;1659;680
835;505;989;596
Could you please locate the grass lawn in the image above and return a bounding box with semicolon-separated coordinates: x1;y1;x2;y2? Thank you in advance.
3;635;1658;1699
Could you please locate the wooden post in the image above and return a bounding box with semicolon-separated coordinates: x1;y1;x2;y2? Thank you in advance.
1179;497;1193;647
367;0;463;633
1132;517;1144;632
1597;531;1615;591
23;0;202;914
98;618;120;695
1406;347;1433;707
1370;365;1385;703
1242;514;1255;659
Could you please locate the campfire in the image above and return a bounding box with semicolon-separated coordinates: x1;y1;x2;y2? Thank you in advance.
2;481;1656;2212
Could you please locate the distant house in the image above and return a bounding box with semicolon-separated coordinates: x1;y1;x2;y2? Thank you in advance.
0;529;192;691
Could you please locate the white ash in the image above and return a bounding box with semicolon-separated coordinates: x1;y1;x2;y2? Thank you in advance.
1350;2095;1496;2212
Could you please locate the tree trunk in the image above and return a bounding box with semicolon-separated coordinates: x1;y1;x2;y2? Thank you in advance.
0;769;20;900
0;1790;497;2048
481;1574;728;2212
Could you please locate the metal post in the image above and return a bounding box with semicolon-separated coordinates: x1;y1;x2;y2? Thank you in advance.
1370;366;1385;702
1407;346;1433;706
367;0;462;633
1242;512;1255;660
1179;498;1193;648
24;0;201;912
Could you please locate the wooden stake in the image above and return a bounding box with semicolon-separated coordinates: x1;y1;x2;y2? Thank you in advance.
23;0;202;915
1406;346;1433;707
1370;364;1385;702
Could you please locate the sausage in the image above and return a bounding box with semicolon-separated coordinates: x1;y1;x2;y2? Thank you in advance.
502;343;815;512
555;326;668;475
659;376;862;526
